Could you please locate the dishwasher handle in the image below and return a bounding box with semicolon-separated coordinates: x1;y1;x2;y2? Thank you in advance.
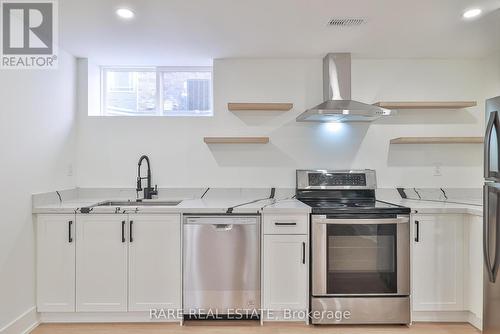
212;224;233;231
185;217;259;225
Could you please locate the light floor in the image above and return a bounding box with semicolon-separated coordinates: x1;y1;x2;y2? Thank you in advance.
32;322;480;334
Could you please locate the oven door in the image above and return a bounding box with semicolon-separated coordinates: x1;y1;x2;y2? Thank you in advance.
312;215;410;297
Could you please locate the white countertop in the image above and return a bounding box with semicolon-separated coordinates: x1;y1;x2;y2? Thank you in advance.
32;187;482;217
33;197;482;216
381;198;482;216
32;197;311;215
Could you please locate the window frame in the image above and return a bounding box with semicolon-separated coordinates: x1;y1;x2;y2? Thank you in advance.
100;66;213;117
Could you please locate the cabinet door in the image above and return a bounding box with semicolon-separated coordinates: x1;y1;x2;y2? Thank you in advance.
37;214;76;312
128;214;181;312
465;214;483;322
412;214;465;311
263;235;308;311
76;214;128;312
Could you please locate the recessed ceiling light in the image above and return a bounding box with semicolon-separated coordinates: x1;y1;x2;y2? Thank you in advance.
463;8;482;19
116;8;135;19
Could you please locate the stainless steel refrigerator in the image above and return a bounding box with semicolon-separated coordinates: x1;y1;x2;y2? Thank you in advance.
484;96;500;333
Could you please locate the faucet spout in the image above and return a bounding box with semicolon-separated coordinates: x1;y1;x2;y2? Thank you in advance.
136;155;157;200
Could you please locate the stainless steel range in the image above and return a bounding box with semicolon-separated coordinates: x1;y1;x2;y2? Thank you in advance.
296;170;411;325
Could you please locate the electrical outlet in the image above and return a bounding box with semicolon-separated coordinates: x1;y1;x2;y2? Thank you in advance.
433;164;442;176
67;164;73;177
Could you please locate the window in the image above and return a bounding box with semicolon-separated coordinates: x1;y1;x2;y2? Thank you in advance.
103;70;156;115
101;67;212;116
107;71;136;92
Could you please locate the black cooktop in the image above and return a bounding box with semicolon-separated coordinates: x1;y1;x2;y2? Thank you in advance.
298;199;411;215
295;170;410;215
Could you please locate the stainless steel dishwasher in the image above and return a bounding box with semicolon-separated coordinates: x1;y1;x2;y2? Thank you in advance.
183;215;260;319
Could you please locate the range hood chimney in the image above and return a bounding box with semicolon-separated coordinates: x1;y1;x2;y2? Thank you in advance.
296;53;391;122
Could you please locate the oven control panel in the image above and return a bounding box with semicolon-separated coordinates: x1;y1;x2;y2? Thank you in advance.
308;173;366;187
296;169;377;190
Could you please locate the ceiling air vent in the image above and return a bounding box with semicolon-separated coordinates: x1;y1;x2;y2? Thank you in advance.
327;17;366;27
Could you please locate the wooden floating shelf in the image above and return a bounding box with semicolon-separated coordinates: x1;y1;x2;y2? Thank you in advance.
204;137;270;144
228;103;293;111
373;101;477;110
390;137;484;144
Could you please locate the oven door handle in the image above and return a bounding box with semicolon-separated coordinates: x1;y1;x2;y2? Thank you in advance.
312;216;409;225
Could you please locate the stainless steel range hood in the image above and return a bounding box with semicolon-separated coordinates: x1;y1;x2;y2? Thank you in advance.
296;53;391;123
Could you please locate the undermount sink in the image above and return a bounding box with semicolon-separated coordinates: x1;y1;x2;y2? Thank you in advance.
95;200;182;207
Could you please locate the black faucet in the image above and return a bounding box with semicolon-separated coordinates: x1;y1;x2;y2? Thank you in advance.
136;155;158;200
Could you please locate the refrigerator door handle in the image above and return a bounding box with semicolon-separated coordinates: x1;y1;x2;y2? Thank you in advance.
485;111;500;180
484;185;498;283
492;193;500;282
484;186;495;282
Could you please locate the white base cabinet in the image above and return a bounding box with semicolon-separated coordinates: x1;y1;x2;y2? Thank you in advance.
37;214;76;312
76;214;128;312
128;214;181;312
262;213;309;322
37;213;181;315
464;214;483;326
262;234;308;313
411;212;483;329
412;214;465;312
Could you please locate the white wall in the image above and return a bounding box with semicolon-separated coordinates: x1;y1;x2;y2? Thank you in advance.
494;51;500;94
76;57;495;188
0;51;77;330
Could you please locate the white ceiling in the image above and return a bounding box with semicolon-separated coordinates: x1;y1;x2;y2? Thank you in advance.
59;0;500;65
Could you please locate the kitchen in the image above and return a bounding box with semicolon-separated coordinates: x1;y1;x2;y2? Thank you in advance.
0;0;499;333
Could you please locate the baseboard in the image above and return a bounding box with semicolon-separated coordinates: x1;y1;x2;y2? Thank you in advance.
467;312;482;330
0;307;39;334
413;310;482;330
39;312;181;323
4;308;480;330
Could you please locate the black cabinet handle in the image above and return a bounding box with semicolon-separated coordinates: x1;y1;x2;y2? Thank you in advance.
302;242;306;264
121;221;126;243
275;222;297;226
130;221;133;243
415;220;420;242
68;221;73;243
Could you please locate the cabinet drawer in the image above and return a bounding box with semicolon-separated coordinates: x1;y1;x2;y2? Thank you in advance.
264;214;308;234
